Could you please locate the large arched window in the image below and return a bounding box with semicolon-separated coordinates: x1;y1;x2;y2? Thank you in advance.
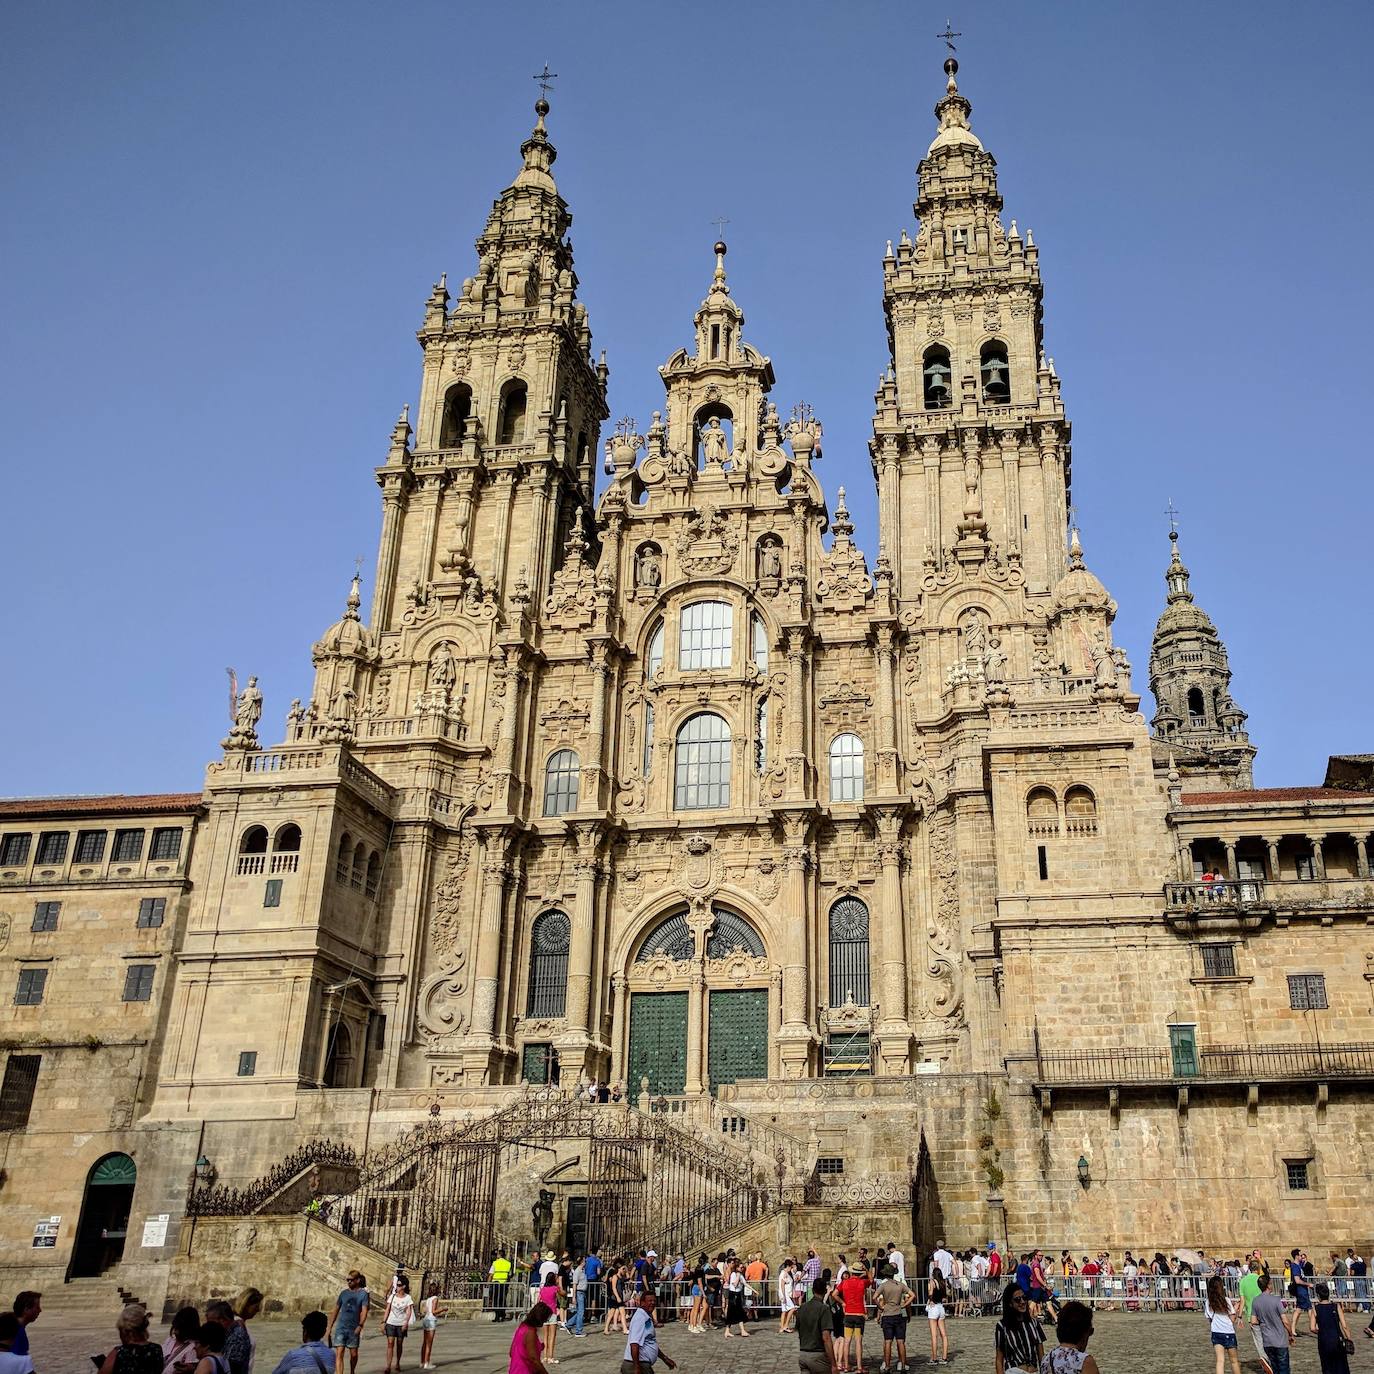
635;910;695;963
646;620;665;678
829;733;865;802
543;749;580;817
679;601;733;670
706;908;765;958
922;346;952;409
526;910;571;1017
1187;687;1207;727
828;897;871;1006
674;712;731;810
1064;785;1098;837
439;383;472;448
273;824;301;852
751;613;769;673
239;825;268;855
497;381;528;445
980;341;1010;402
1026;787;1059;837
642;702;655;777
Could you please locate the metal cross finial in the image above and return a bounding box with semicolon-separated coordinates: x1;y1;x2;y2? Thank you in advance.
533;63;557;98
711;216;729;239
354;554;364;578
1165;498;1180;536
1066;504;1078;531
937;20;961;54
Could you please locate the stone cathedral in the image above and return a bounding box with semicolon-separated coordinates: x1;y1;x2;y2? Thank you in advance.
2;61;1372;1305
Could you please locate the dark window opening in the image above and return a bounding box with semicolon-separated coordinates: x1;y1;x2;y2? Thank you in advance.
816;1157;845;1176
122;964;155;1002
237;1051;257;1077
0;1054;41;1131
1285;1160;1310;1191
1200;943;1237;978
440;383;473;448
497;383;528;445
263;878;282;908
75;830;108;864
1037;844;1049;881
112;829;144;863
980;341;1010;402
137;898;166;929
922;346;952;409
149;827;182;861
526;910;571;1018
0;833;32;867
35;832;69;866
14;969;47;1006
1287;973;1328;1010
31;902;61;933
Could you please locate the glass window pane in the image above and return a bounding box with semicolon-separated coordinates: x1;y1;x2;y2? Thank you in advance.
74;830;107;864
674;712;732;810
642;703;655;778
112;829;145;863
646;621;664;677
150;827;182;860
543;749;580;817
829;733;865;802
751;614;768;672
35;832;69;865
679;601;733;670
0;833;32;867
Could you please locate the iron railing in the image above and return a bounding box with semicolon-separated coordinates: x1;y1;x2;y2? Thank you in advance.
1164;880;1266;908
187;1140;358;1216
1024;1042;1374;1087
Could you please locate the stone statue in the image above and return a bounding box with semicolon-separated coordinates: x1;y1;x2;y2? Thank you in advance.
531;1188;555;1244
960;610;988;661
701;417;728;468
234;677;263;733
983;638;1008;689
1091;633;1119;690
430;645;457;695
759;541;783;580
330;683;357;720
1112;644;1132;685
286;698;304;736
636;546;661;589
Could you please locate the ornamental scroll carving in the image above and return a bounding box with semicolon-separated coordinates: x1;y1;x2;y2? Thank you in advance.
704;951;772;985
417;951;468;1042
925;818;964;1023
430;832;474;958
675;504;739;576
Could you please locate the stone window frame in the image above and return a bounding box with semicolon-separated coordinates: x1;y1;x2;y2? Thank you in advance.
136;897;166;929
74;829;107;864
122;964;156;1003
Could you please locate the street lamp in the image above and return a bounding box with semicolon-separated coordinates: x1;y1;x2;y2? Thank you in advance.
193;1155;216;1187
1077;1155;1091;1190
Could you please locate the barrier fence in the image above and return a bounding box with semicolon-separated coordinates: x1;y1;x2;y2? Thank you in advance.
436;1273;1373;1320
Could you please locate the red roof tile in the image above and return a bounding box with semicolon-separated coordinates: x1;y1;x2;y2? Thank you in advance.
0;792;203;819
1180;787;1369;806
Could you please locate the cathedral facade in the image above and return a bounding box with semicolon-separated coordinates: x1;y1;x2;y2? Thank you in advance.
3;61;1373;1302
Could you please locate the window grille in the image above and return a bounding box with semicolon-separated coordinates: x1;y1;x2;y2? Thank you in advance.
543;749;581;817
635;911;695;963
14;969;47;1006
679;601;733;670
526;911;571;1018
137;897;166;929
112;829;144;863
35;832;68;865
0;833;31;867
674;712;731;810
122;964;155;1002
706;909;764;958
816;1156;845;1176
0;1054;41;1131
1287;974;1327;1010
75;830;107;864
829;733;865;802
31;902;61;933
1285;1160;1310;1191
828;897;871;1006
1200;944;1236;978
149;827;182;861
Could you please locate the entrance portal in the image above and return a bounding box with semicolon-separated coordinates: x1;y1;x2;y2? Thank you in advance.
707;989;768;1089
627;992;687;1093
71;1153;136;1278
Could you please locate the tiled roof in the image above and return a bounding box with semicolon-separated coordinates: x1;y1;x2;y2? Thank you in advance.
0;792;203;819
1180;787;1369;806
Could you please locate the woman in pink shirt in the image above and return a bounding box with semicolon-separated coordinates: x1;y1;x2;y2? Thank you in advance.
508;1302;551;1374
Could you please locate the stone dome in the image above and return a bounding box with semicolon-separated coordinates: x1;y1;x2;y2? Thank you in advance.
1051;531;1115;616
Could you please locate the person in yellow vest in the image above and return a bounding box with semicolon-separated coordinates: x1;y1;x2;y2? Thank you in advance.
489;1250;513;1324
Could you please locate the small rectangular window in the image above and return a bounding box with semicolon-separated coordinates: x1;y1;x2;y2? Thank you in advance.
0;1054;41;1130
111;829;145;863
1287;973;1328;1011
14;969;47;1006
1295;854;1316;880
136;898;166;929
816;1157;845;1177
1285;1159;1310;1191
122;964;155;1002
521;1043;557;1085
35;832;69;866
0;833;32;867
1200;944;1237;978
824;1034;872;1078
263;878;282;909
74;830;107;864
149;827;182;861
30;902;61;933
237;1051;257;1077
1037;845;1049;881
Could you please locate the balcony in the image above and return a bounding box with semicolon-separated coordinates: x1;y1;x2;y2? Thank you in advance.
1165;879;1266;910
1023;1041;1374;1089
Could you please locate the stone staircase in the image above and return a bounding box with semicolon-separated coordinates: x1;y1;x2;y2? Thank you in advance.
45;1277;146;1319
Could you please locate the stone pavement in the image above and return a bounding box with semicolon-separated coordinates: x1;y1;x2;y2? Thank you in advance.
24;1311;1361;1374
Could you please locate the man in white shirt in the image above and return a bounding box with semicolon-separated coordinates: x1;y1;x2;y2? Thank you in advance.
931;1242;953;1282
623;1293;676;1374
886;1243;906;1282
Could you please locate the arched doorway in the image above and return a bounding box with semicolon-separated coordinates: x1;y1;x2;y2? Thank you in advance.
71;1153;136;1277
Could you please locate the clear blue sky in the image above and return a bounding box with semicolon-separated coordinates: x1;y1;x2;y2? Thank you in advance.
2;0;1370;796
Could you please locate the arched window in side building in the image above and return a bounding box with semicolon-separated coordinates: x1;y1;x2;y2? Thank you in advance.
543;749;581;817
239;825;268;855
829;733;865;802
1026;787;1059;837
674;712;731;810
526;910;571;1018
273;824;301;852
440;383;472;448
828;896;871;1006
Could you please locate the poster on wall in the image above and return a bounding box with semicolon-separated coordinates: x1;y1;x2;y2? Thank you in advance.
141;1215;170;1248
31;1217;60;1248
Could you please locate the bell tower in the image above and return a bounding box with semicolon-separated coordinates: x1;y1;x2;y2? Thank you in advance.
371;95;609;633
871;55;1070;599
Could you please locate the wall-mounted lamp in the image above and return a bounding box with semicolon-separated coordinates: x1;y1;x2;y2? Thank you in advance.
1077;1155;1091;1190
193;1154;217;1187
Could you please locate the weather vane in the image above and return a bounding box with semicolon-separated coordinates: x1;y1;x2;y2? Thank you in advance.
533;63;557;99
937;20;961;54
1165;498;1181;537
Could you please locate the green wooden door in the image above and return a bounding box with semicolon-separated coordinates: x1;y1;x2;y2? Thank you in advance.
708;989;769;1090
1169;1024;1199;1077
627;992;688;1094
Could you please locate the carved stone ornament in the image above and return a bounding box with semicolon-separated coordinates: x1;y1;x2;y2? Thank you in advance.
753;855;781;904
704;951;772;985
818;680;873;727
633;954;698;989
540;697;591;743
675;504;739;576
429;834;474;958
926;313;944;337
417;954;468;1042
672;832;724;897
821;998;875;1032
0;912;9;952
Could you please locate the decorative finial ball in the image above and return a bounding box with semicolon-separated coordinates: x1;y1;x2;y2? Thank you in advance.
535;98;550;117
714;240;728;256
944;56;959;78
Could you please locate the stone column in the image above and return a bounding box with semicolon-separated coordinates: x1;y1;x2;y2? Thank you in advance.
1223;841;1237;880
1266;838;1281;880
468;841;511;1077
685;970;706;1096
1000;430;1023;558
921;437;942;563
784;629;808;800
875;437;901;568
564;825;602;1069
488;468;519;592
413;470;446;585
372;487;407;627
873;625;899;794
874;809;912;1075
1356;836;1370;880
777;815;814;1078
1307;834;1326;879
583;643;612;808
1036;422;1063;590
609;974;627;1081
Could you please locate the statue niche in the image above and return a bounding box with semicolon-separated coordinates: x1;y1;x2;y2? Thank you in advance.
634;542;663;592
756;535;784;584
694;404;733;472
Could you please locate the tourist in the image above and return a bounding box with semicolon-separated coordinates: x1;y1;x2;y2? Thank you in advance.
417;1284;443;1369
326;1270;370;1374
995;1282;1045;1374
584;1247;604;1321
1347;1250;1367;1312
507;1301;552;1374
722;1256;750;1338
822;1270;848;1372
1028;1252;1057;1321
1314;1284;1352;1374
1239;1259;1263;1323
0;1314;33;1374
837;1260;871;1371
746;1251;769;1319
602;1258;626;1337
1151;1253;1171;1312
192;1321;231;1374
1204;1274;1242;1374
610;1083;624;1103
931;1240;953;1284
97;1303;164;1374
566;1256;587;1339
536;1268;559;1365
1291;1249;1317;1337
887;1242;906;1283
224;1290;263;1374
164;1307;203;1374
795;1274;837;1374
1039;1300;1098;1374
951;1251;966;1316
268;1312;332;1374
8;1296;38;1362
778;1258;799;1334
1251;1274;1291;1374
926;1266;950;1365
875;1260;914;1372
703;1255;723;1327
382;1275;414;1373
803;1249;823;1291
622;1291;676;1374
